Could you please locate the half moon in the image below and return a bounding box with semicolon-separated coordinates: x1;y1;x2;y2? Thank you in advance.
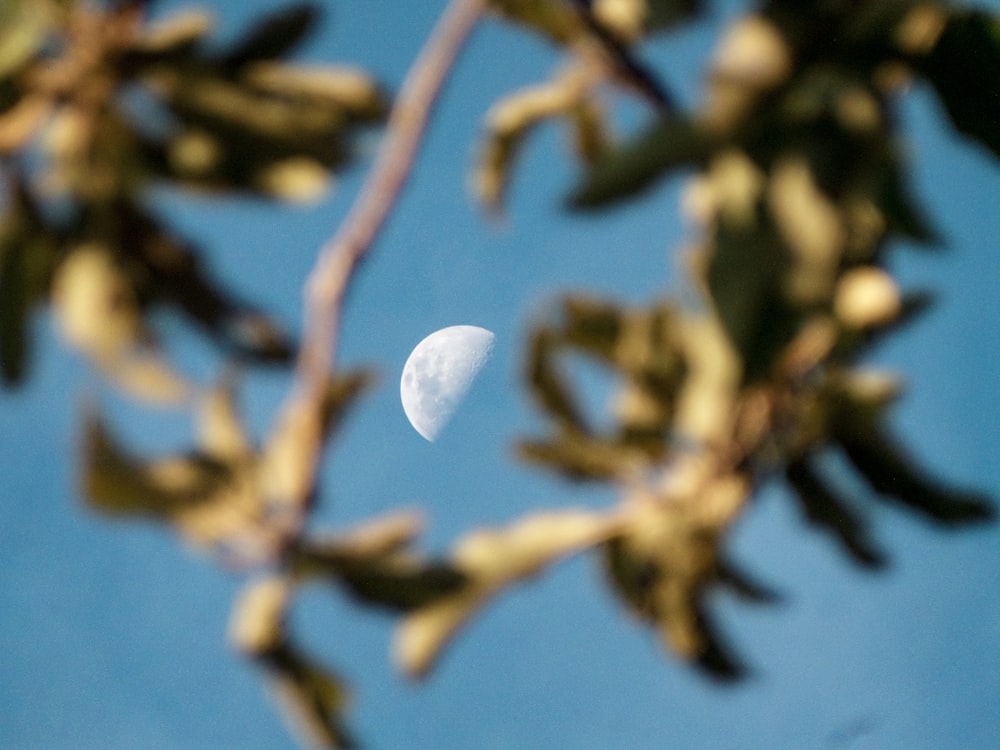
400;325;495;441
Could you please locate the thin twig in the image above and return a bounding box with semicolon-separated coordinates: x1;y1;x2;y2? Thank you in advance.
300;0;488;386
265;0;489;528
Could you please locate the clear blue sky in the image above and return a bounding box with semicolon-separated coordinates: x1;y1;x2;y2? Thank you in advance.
2;2;999;748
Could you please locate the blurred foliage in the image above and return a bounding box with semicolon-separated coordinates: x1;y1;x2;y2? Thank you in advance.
0;0;386;393
1;1;998;748
496;0;996;679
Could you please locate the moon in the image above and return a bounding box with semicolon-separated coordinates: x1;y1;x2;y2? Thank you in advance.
400;325;495;441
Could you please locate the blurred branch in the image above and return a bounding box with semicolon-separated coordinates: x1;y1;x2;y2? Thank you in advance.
266;0;489;535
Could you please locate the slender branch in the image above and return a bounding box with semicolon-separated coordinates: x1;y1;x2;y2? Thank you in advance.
264;0;489;531
298;0;488;388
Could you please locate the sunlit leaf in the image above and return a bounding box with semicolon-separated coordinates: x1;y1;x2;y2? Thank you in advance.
396;509;623;678
488;0;586;45
81;410;231;518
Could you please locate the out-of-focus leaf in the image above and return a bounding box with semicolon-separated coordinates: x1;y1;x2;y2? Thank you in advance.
526;327;588;432
715;556;781;604
126;9;214;65
231;577;356;749
920;11;1000;159
473;71;600;212
837;289;935;360
602;475;753;681
51;243;144;361
81;407;269;549
488;0;586;45
786;456;888;569
0;1;49;79
259;372;369;521
832;405;996;525
646;0;703;33
569;117;711;208
112;206;294;363
219;3;320;72
707;218;798;382
519;432;652;480
0;184;58;385
850;141;940;246
396;509;623;678
320;369;373;440
81;409;231;517
297;543;468;613
199;377;253;462
604;526;747;681
263;645;356;750
0;224;30;384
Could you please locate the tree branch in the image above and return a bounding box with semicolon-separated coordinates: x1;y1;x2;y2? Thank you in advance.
264;0;489;532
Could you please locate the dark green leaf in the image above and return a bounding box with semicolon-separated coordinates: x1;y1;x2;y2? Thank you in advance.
0;184;59;386
110;205;294;363
920;11;1000;159
716;557;782;604
81;409;231;517
518;435;626;481
261;643;356;750
0;228;29;384
707;218;799;382
646;0;704;33
603;535;658;616
568;117;711;208
690;598;747;682
320;370;373;440
833;411;996;525
525;328;588;432
786;456;888;569
221;3;320;71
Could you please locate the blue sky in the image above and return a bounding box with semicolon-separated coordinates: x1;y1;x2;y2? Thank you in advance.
2;2;999;748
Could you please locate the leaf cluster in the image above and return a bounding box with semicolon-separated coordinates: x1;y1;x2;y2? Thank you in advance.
504;0;996;679
0;0;386;392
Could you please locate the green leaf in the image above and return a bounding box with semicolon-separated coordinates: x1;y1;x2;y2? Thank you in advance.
568;117;712;208
920;11;1000;159
833;408;996;526
0;1;50;79
525;327;588;432
785;456;888;569
112;205;294;364
220;3;320;71
0;184;58;386
715;557;782;604
262;644;356;750
80;409;231;518
707;218;799;382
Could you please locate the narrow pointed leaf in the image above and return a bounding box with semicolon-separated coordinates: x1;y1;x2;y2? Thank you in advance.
834;416;995;525
569;117;711;209
786;456;888;569
221;4;320;71
920;11;1000;159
